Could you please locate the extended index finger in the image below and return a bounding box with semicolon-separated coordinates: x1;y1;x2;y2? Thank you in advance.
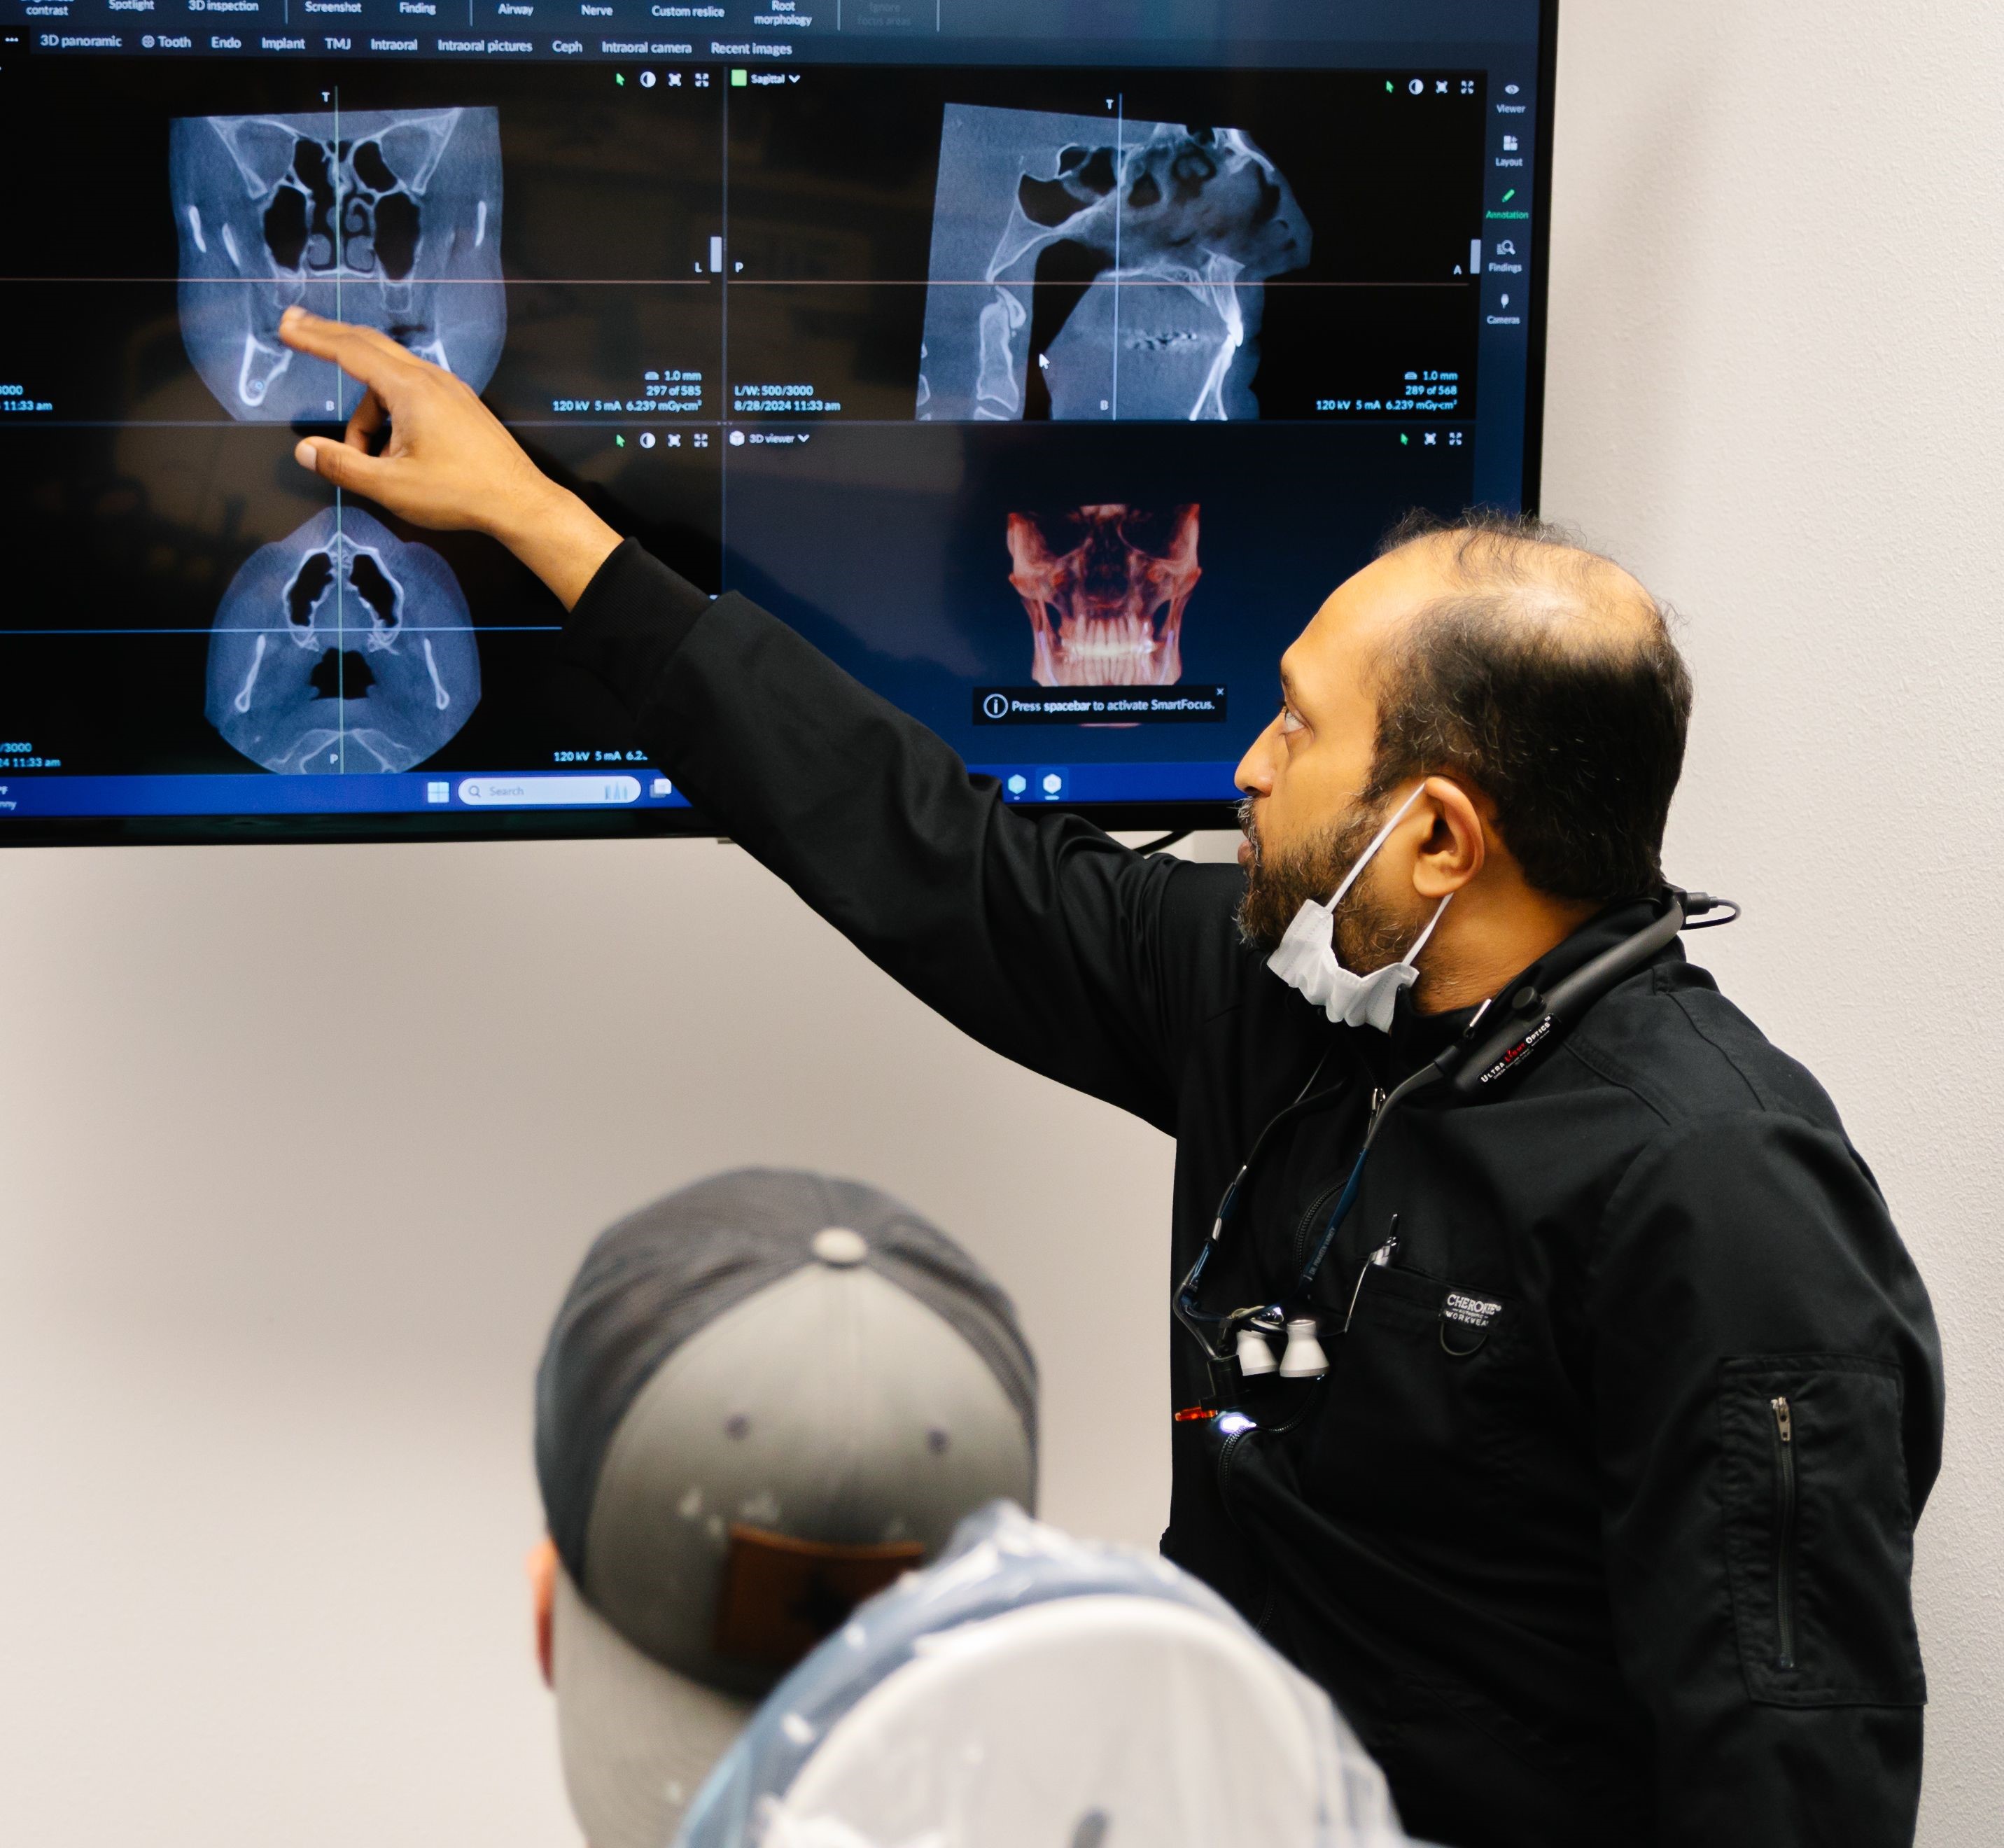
277;307;425;398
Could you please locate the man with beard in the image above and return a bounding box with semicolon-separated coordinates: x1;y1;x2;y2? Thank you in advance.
276;309;1942;1848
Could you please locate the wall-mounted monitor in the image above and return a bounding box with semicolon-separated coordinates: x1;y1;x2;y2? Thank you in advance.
0;0;1557;844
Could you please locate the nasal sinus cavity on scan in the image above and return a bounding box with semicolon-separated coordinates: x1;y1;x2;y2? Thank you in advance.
206;506;482;774
918;106;1311;425
170;108;507;425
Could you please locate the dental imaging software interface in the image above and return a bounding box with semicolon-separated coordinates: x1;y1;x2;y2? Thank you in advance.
0;0;1550;834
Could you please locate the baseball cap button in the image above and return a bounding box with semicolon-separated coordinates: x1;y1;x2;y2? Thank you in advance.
811;1227;869;1266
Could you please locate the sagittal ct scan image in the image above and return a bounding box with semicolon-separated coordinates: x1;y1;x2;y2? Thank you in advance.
206;505;482;774
919;105;1310;423
170;107;506;423
1006;503;1202;687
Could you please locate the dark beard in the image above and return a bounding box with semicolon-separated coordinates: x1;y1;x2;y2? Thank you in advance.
1235;793;1417;972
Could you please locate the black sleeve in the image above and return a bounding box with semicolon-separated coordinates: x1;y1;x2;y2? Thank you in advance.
560;538;1248;1130
1588;1112;1945;1848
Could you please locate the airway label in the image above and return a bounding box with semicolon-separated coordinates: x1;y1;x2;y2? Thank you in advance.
973;685;1226;726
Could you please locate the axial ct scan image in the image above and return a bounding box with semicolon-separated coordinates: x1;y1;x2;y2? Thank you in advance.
170;106;506;423
206;506;482;774
1006;503;1201;687
919;105;1309;423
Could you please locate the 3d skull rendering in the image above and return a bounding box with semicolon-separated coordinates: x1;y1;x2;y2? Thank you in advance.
920;106;1310;422
206;507;482;774
171;107;505;424
1005;504;1201;687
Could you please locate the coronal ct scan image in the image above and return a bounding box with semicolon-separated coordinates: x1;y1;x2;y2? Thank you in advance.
1006;503;1201;686
919;105;1310;423
170;107;506;423
206;506;482;773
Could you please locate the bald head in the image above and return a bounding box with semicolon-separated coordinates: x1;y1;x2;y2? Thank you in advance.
1359;511;1692;901
1387;514;1662;638
1232;510;1690;985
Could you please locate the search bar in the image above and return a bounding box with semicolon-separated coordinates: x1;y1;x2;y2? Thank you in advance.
457;776;641;806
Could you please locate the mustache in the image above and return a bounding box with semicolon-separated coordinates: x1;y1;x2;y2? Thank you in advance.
1236;794;1260;860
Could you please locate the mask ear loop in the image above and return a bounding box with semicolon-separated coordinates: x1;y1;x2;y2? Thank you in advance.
1401;890;1453;962
1320;783;1429;913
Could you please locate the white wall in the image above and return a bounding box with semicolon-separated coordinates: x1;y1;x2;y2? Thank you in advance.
2;3;2001;1841
0;839;1177;1844
1542;7;2004;1843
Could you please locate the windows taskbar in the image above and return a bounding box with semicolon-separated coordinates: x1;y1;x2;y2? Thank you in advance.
0;760;1243;819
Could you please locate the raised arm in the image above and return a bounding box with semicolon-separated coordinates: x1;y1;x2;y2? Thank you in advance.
281;309;1244;1124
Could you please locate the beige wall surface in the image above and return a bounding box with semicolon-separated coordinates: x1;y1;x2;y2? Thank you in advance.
1539;8;2004;1843
3;3;2001;1842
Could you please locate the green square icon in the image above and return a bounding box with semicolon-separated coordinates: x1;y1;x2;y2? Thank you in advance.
731;67;748;85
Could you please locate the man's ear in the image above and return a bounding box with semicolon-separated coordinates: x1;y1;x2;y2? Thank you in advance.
528;1536;558;1688
1413;776;1486;897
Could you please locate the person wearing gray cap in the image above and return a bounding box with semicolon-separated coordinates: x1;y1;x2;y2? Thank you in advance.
525;1167;1038;1848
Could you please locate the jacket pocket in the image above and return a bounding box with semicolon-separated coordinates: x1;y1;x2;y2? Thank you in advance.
1718;1356;1925;1707
1297;1259;1531;1531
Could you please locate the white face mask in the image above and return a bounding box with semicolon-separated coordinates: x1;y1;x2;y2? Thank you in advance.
1264;784;1452;1032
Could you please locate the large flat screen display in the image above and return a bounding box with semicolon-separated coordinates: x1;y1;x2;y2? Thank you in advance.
0;0;1556;844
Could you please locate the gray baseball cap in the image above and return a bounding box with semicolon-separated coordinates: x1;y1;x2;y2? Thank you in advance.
534;1169;1038;1848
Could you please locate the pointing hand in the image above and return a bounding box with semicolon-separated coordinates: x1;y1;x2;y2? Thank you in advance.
281;308;619;609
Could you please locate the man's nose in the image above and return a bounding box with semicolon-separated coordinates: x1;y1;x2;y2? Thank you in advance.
1235;719;1278;796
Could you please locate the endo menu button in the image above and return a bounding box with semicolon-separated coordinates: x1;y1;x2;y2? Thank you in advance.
457;775;641;806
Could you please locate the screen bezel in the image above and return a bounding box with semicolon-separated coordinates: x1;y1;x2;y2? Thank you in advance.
4;1;1559;849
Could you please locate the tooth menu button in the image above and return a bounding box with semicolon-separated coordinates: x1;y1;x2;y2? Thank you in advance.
457;775;641;806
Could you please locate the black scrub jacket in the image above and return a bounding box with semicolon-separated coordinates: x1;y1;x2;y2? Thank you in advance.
563;541;1945;1848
